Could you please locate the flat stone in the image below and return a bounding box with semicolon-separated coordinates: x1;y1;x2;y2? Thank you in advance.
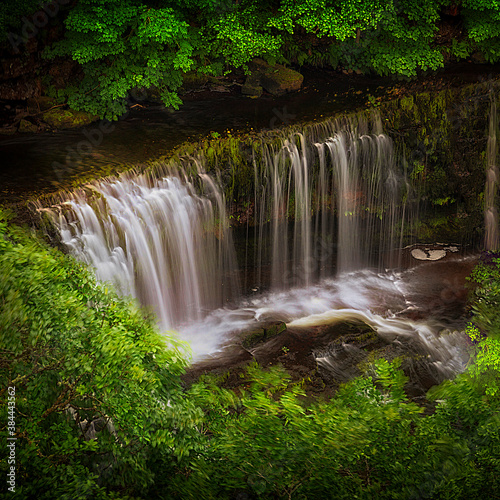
411;248;447;261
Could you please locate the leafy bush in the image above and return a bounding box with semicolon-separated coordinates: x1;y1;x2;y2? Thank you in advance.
466;253;500;395
1;212;500;499
161;358;500;499
0;210;201;499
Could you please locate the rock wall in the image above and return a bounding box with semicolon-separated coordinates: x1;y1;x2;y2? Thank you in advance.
152;80;497;248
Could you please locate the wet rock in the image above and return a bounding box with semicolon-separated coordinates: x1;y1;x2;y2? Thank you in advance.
18;119;38;133
42;108;98;129
241;321;287;349
244;59;303;96
315;344;366;383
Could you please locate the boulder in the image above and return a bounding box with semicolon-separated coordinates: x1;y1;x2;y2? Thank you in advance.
42;108;98;129
244;59;303;96
18;119;38;133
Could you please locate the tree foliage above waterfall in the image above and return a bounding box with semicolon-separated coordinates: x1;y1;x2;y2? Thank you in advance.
0;0;497;119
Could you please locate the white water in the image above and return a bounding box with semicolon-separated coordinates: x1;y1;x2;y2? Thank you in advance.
43;172;239;328
40;114;468;377
253;114;408;290
178;269;468;376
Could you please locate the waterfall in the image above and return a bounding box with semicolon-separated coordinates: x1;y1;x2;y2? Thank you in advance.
485;95;499;251
41;170;239;329
253;113;407;289
41;112;412;328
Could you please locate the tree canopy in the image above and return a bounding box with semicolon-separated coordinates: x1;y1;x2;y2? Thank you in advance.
2;0;500;119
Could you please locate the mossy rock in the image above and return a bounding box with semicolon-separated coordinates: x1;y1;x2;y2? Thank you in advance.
18;119;38;133
27;96;58;114
42;108;98;129
241;321;287;349
180;71;220;92
247;58;303;96
242;82;263;98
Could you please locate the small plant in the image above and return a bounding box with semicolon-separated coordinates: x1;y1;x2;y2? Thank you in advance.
367;94;380;107
281;345;290;354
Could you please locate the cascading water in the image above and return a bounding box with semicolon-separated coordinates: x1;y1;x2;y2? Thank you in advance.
41;170;240;329
252;113;408;288
485;95;499;251
40;111;468;375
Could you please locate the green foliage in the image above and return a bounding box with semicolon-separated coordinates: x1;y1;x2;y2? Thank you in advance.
1;212;500;498
44;0;192;120
0;209;201;499
162;359;500;499
466;254;500;395
203;3;282;70
462;0;500;62
0;0;489;118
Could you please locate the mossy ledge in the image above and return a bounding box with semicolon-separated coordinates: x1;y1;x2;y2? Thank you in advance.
31;78;500;247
